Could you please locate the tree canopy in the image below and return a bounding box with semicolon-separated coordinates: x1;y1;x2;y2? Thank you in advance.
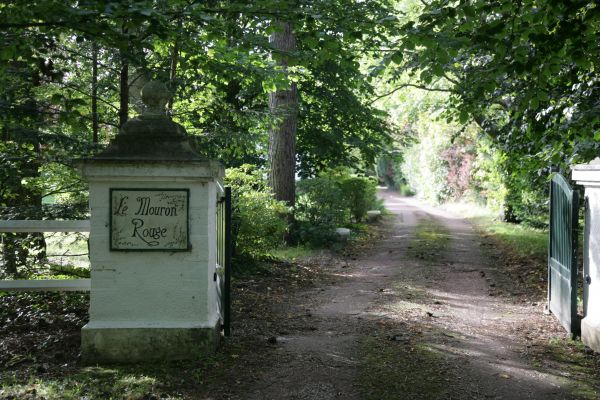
0;0;398;274
0;0;397;170
4;0;599;272
383;0;600;176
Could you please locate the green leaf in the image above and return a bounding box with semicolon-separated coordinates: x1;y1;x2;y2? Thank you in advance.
51;93;64;104
391;52;403;64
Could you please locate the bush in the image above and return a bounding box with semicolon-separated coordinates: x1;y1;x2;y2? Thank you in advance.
294;173;379;247
294;176;348;247
338;176;378;222
225;165;289;260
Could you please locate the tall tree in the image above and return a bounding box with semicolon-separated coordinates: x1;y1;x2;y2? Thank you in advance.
268;22;298;206
91;40;99;143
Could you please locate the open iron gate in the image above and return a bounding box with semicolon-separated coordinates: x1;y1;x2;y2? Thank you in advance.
216;187;232;336
548;173;580;336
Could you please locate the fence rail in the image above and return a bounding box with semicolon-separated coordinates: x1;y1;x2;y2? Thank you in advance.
0;220;91;292
0;279;91;292
0;220;90;233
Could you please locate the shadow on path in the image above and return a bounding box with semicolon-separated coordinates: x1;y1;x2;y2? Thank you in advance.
234;190;591;400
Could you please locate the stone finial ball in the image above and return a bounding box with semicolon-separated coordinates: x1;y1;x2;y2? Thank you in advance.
141;80;170;115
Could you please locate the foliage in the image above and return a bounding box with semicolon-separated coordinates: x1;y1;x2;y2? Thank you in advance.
296;62;393;176
225;165;288;261
0;0;398;171
338;176;379;222
372;59;513;213
387;0;600;167
294;172;379;247
374;80;511;213
470;138;508;215
294;176;348;247
502;173;550;227
401;120;452;204
0;0;399;272
374;0;600;225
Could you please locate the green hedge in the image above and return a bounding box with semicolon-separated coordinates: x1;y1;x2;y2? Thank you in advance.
294;173;379;247
225;165;289;260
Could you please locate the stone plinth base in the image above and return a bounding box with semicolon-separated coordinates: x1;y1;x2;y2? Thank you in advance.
81;322;221;364
582;317;600;353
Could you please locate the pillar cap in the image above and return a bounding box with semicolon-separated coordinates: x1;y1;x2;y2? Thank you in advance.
88;80;205;161
572;158;600;185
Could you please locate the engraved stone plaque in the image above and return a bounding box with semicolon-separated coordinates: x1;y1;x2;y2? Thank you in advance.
110;189;189;251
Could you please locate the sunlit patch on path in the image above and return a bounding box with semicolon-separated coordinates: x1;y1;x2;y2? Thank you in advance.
225;190;596;400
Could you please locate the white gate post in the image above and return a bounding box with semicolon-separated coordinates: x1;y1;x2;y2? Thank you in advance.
573;159;600;352
77;81;224;363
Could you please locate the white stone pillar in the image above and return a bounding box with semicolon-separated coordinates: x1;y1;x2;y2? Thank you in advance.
77;81;225;363
573;158;600;352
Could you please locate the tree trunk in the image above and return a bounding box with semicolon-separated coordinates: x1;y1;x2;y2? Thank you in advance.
168;20;182;113
268;22;298;207
119;54;129;127
118;26;129;127
91;40;99;143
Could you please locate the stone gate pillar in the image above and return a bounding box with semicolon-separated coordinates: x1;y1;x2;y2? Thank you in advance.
78;81;224;363
573;159;600;352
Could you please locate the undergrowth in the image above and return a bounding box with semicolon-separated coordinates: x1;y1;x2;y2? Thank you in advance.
358;335;453;400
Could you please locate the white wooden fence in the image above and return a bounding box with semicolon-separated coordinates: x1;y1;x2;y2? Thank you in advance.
0;220;91;292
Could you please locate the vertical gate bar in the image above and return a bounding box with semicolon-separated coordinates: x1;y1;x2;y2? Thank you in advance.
218;202;221;263
219;201;223;267
564;192;567;263
561;190;564;261
560;191;564;263
218;202;221;267
570;188;580;336
224;186;232;337
222;200;225;264
220;201;223;266
548;178;554;306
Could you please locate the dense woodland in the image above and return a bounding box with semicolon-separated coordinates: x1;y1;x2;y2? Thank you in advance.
1;0;599;276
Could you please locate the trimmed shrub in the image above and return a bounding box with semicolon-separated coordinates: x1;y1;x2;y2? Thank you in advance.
294;176;348;247
338;176;378;222
225;165;289;260
294;173;380;247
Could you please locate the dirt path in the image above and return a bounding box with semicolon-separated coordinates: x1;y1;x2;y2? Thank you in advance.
226;191;591;400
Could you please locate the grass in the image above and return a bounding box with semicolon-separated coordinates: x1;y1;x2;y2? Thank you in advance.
479;219;547;259
535;337;600;399
0;335;261;400
2;363;192;399
443;201;547;261
358;336;454;400
1;368;161;400
407;218;451;262
270;245;318;261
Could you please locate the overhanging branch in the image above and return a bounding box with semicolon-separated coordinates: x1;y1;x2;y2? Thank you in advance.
370;83;454;105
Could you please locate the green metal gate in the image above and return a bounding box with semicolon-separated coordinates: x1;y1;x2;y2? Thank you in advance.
216;187;232;336
548;173;580;336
